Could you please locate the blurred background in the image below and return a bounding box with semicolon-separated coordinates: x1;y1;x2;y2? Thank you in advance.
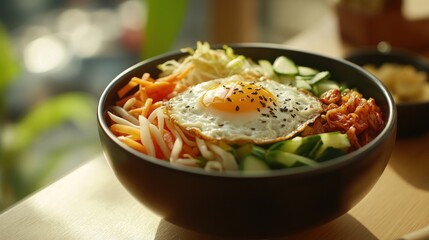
1;0;428;211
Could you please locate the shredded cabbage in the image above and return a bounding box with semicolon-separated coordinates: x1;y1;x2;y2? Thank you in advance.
158;41;263;87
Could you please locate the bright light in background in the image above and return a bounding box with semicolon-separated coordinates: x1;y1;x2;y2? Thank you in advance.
118;0;146;30
23;36;68;73
57;8;104;58
19;1;146;75
92;9;121;42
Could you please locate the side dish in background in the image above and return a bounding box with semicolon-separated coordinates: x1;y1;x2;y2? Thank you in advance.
364;63;429;103
106;42;385;172
345;48;429;138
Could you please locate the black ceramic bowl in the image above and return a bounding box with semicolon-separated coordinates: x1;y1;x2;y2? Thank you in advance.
97;44;396;238
345;48;429;138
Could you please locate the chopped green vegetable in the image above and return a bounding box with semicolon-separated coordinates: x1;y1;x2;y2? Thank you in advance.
258;59;275;78
295;78;312;90
235;144;266;160
240;155;270;172
273;56;299;76
298;66;319;76
263;132;350;169
315;132;351;159
295;135;323;159
266;150;318;168
307;71;330;85
313;80;340;96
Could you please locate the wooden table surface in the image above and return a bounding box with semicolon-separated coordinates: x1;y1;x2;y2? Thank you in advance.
1;10;429;240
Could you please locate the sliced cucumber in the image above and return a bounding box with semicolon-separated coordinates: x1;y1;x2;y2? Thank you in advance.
235;144;266;160
317;147;346;162
258;59;275;78
313;80;340;96
307;71;330;85
268;136;303;153
240;155;270;172
266;150;318;168
273;56;298;76
298;66;319;76
295;135;322;159
295;78;312;91
315;132;350;160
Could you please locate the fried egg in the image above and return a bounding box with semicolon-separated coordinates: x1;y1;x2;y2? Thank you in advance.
166;75;322;144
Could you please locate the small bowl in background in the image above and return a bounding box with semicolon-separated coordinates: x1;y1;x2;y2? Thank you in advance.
345;47;429;138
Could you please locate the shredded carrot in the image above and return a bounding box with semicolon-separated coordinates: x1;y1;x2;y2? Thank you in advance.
112;65;199;161
119;137;147;154
128;107;144;116
140;98;153;117
145;82;173;95
116;95;133;106
117;81;138;98
131;77;153;87
149;101;163;113
110;124;140;140
138;84;148;102
148;84;176;102
157;72;179;83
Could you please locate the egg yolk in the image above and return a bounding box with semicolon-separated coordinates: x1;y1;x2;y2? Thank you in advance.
200;81;278;113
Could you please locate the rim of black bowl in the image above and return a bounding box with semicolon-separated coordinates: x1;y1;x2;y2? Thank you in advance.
345;47;429;107
97;43;397;178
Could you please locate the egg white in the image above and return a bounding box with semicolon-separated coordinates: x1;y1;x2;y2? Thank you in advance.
166;75;322;144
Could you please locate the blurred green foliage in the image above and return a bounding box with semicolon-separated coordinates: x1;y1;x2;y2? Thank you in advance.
142;0;188;58
0;25;99;210
0;24;18;117
0;0;189;211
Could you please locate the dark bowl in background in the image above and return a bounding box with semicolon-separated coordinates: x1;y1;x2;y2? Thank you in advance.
345;48;429;138
97;44;397;238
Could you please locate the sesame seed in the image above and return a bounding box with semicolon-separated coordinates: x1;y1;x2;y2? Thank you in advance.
227;97;232;102
235;106;240;111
